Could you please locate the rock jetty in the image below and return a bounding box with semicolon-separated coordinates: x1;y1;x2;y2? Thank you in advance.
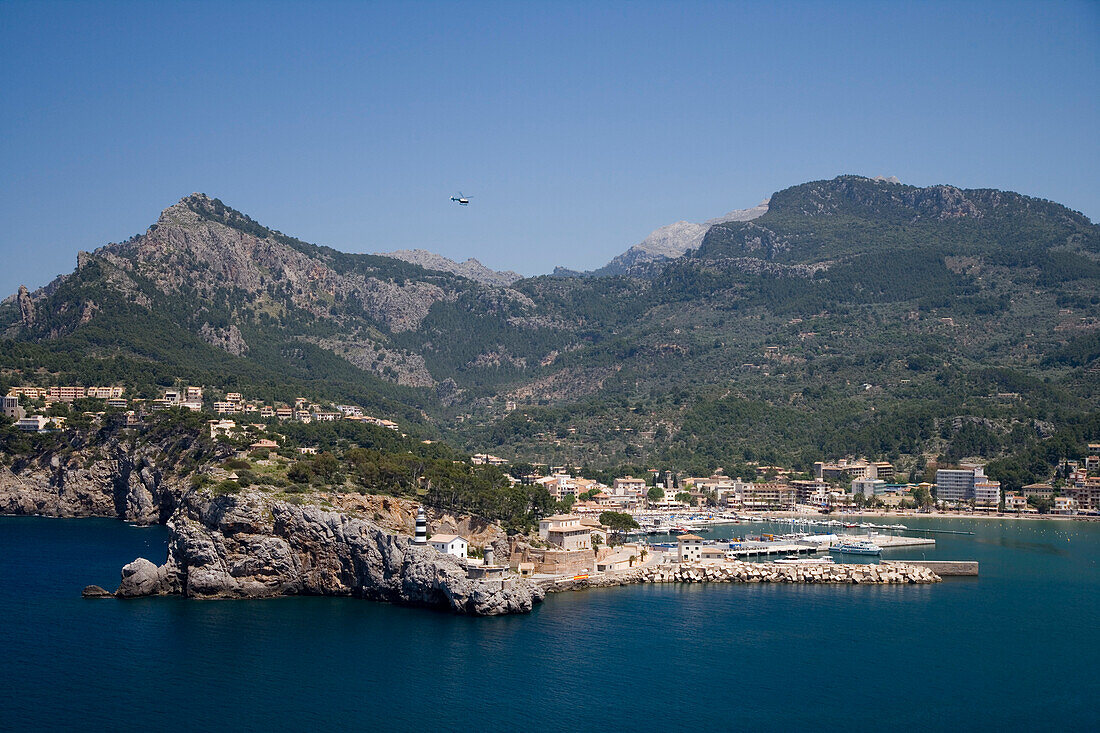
547;560;940;592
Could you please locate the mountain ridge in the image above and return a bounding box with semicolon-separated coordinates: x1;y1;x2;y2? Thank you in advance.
380;249;523;287
3;176;1098;482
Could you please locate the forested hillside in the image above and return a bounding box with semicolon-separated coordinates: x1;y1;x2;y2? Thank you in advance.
2;177;1098;486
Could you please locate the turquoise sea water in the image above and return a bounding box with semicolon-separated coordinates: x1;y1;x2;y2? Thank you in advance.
1;515;1097;731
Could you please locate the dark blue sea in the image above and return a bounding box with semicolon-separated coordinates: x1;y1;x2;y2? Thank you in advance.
1;515;1097;731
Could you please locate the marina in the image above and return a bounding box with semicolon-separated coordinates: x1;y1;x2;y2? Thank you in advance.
631;524;937;565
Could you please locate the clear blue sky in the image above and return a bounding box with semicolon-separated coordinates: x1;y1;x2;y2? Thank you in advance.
2;0;1098;294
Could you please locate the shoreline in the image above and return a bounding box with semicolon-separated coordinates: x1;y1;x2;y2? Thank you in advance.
743;510;1099;523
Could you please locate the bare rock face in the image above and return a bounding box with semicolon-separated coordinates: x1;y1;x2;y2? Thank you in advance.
117;494;544;616
594;200;770;276
17;285;35;327
2;461;122;518
313;335;435;387
199;322;249;356
122;462;161;524
78;300;98;325
101;193;447;334
1;446;176;525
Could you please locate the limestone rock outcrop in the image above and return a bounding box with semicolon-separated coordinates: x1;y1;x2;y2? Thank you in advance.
382;249;523;287
198;322;249;356
17;285;35;327
2;438;191;524
116;493;543;616
116;557;176;597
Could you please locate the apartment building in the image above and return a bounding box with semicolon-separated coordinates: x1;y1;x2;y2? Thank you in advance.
46;386;86;402
974;479;1002;506
936;465;988;502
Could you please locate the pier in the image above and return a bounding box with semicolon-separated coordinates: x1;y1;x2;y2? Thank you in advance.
837;534;936;549
902;527;976;536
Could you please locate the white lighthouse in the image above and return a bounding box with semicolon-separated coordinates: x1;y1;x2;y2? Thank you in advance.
414;505;427;545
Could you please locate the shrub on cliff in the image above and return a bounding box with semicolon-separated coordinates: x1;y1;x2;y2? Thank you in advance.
213;479;240;495
287;462;312;484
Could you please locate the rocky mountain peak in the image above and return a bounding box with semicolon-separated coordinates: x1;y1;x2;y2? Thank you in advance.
590;200;770;276
154;193;216;227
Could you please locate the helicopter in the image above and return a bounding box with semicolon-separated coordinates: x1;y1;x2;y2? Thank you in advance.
450;192;471;206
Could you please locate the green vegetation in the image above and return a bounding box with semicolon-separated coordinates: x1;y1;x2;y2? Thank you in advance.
2;176;1097;487
599;511;639;532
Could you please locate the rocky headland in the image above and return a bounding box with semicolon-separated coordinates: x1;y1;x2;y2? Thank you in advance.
0;440;543;616
114;492;542;615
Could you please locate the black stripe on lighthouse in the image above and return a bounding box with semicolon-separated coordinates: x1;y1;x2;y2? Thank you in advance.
414;506;427;545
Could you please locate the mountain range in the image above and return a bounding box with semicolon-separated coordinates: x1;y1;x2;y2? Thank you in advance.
3;175;1098;483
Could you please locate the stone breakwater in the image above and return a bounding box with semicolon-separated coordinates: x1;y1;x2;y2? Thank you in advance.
546;561;941;592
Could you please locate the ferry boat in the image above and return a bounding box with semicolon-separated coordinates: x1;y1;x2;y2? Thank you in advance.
828;540;882;556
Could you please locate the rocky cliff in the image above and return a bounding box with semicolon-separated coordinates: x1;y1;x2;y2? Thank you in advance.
1;446;179;524
115;492;543;615
1;438;540;616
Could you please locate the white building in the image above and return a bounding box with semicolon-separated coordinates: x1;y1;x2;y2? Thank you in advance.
16;415;50;432
677;534;704;563
208;419;236;438
1052;496;1079;515
936;465;987;502
974;479;1002;506
538;514;592;551
429;534;469;559
851;477;886;497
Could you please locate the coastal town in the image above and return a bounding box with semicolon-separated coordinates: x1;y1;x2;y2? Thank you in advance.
5;382;1098;521
5;380;1096;588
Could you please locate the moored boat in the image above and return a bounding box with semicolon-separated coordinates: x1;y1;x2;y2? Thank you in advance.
828;540;882;556
775;554;835;565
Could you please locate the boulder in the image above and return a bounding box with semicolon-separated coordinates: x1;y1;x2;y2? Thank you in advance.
81;584;112;598
116;557;175;598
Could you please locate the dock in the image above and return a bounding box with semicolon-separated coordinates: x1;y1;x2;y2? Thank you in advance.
838;534;936;549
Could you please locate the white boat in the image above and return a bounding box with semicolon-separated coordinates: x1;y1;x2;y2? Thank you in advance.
774;555;835;565
828;540;882;556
